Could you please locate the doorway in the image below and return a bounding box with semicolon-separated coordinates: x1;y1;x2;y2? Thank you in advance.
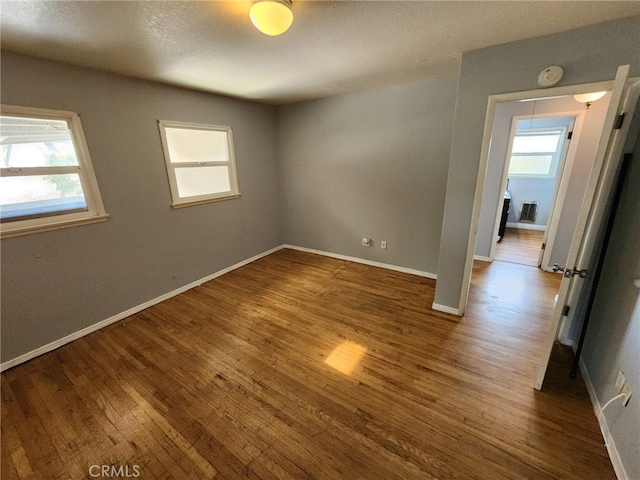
459;66;639;391
493;113;577;268
473;93;611;274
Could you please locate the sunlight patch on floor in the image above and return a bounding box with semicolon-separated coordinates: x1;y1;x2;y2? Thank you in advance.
325;341;367;375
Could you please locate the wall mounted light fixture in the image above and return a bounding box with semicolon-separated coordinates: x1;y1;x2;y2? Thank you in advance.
573;91;607;109
250;0;293;36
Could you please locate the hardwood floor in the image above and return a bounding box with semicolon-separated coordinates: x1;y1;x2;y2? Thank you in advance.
495;227;544;266
1;249;615;479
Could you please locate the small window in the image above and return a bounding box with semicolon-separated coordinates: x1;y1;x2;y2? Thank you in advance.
158;121;240;207
0;105;108;238
508;128;565;178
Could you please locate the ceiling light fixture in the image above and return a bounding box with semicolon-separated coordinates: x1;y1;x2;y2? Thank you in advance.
250;0;293;36
573;91;607;109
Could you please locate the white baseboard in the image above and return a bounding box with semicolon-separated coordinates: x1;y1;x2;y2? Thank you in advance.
506;222;546;231
0;245;284;372
579;358;628;480
431;303;461;316
283;244;437;279
473;255;492;262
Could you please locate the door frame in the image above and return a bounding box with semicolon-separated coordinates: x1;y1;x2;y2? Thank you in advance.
458;79;614;316
486;111;583;268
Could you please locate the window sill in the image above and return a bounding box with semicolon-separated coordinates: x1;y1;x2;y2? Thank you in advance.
1;213;110;239
171;193;241;209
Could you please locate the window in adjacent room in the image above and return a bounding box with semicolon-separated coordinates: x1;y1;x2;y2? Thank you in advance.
0;105;108;238
508;127;566;178
158;121;240;207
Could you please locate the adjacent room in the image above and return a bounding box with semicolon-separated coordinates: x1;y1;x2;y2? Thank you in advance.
1;2;639;479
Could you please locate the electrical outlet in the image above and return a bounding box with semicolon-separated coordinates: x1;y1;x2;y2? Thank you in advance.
362;237;371;247
615;371;626;392
621;384;632;406
381;241;387;250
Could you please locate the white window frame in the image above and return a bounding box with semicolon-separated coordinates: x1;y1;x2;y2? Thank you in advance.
0;105;108;239
508;126;567;179
158;120;240;208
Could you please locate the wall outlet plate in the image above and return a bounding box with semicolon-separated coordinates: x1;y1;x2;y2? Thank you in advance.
615;371;626;392
381;241;387;250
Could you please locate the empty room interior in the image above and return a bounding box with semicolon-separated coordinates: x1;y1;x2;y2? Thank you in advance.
2;2;640;479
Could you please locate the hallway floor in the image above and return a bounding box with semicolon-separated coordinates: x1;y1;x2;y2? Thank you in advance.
495;227;545;266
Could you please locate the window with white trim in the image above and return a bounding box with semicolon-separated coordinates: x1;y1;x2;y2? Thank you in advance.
508;128;566;178
158;121;240;207
0;105;108;238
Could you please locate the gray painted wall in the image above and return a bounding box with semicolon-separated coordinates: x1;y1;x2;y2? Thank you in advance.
581;120;640;480
0;52;282;363
435;16;640;309
277;78;457;274
506;178;556;226
475;96;610;271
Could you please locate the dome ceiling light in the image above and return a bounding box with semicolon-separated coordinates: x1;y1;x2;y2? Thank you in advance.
250;0;293;36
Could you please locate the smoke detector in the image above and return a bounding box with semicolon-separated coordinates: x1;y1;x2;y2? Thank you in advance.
538;66;563;88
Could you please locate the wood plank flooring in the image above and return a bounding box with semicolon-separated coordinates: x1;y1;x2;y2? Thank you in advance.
1;249;615;479
495;228;545;266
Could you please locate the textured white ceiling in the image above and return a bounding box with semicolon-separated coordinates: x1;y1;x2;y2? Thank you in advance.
2;1;640;104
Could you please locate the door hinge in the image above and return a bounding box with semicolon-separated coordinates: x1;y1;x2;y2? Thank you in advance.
541;242;546;250
567;131;573;140
562;305;571;316
614;113;626;130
